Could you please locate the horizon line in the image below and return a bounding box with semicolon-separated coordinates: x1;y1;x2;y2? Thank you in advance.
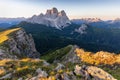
0;16;119;21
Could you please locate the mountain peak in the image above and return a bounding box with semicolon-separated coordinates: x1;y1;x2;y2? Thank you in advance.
27;7;71;29
113;18;120;22
51;7;58;14
46;7;58;15
59;10;66;16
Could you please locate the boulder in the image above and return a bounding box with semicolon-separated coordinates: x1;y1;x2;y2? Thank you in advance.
55;63;65;71
0;73;12;79
43;60;50;66
36;68;48;78
74;65;117;80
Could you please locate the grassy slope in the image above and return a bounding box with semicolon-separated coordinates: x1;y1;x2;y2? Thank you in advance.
0;58;47;79
41;45;73;63
102;66;120;79
75;48;120;79
0;28;20;44
0;44;120;79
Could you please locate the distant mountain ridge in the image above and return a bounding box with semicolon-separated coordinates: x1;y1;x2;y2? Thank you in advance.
72;18;102;24
71;18;120;28
0;17;26;28
0;17;26;23
26;7;71;29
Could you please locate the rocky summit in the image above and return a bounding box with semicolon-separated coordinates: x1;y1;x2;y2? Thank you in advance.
26;7;71;29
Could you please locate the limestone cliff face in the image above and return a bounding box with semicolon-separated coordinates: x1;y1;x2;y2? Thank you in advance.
27;7;71;29
0;28;40;59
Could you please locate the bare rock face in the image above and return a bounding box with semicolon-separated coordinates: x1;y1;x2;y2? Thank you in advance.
27;7;71;29
75;24;88;34
0;28;40;59
0;73;12;80
59;10;66;16
74;65;117;80
52;7;58;13
62;45;80;63
36;68;48;78
27;68;48;80
55;72;77;80
0;49;16;59
55;63;65;71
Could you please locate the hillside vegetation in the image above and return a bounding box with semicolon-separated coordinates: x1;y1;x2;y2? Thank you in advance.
0;28;20;43
17;22;120;54
17;22;78;53
75;48;120;65
0;58;82;80
0;58;47;79
41;45;73;63
0;46;120;79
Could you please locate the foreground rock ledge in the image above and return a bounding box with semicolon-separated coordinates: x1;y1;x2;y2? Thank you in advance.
74;65;117;80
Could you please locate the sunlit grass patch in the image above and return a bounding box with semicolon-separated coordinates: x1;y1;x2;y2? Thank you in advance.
0;68;6;76
0;59;13;66
16;66;29;71
75;48;120;65
0;28;20;43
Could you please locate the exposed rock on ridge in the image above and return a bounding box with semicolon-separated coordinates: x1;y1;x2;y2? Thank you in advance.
27;7;71;29
74;65;117;80
0;28;40;59
75;24;88;34
62;45;80;63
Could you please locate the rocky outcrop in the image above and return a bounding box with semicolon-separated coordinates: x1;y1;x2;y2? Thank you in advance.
75;24;88;34
55;72;77;80
27;7;71;29
0;49;16;59
55;63;65;71
36;68;48;78
0;73;12;80
62;45;80;63
26;68;48;80
0;28;40;59
74;65;117;80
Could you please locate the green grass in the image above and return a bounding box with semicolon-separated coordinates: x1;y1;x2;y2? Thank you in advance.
41;45;73;63
0;59;45;79
102;66;120;79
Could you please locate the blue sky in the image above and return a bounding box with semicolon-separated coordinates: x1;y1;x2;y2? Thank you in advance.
0;0;120;20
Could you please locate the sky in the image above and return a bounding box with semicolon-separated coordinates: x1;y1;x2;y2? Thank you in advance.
0;0;120;20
